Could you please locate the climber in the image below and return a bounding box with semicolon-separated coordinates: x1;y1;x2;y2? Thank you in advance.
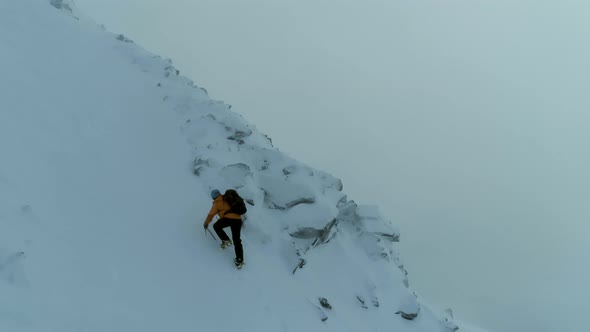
203;189;246;268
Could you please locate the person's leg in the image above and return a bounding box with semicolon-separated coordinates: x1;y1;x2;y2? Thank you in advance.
213;218;231;242
229;219;244;262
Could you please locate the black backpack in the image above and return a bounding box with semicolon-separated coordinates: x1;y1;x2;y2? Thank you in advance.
224;189;247;215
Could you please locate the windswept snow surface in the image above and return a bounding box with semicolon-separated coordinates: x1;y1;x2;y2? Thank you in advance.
1;1;481;331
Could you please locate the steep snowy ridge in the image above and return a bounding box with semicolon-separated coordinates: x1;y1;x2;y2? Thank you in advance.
1;1;482;331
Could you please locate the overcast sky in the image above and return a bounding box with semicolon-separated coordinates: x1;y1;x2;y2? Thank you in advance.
75;1;590;331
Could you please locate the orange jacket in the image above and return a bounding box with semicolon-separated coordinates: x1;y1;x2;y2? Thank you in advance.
205;195;241;225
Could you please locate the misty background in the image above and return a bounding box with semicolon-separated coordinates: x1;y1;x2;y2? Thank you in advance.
74;1;590;331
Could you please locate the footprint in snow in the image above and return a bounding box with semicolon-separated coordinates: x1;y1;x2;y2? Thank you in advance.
0;251;28;288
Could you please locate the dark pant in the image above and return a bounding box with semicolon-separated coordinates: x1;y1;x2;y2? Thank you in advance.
213;217;243;261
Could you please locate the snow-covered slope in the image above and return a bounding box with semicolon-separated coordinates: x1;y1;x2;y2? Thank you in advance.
1;1;481;331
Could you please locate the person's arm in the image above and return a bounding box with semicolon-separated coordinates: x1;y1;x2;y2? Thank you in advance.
204;201;219;228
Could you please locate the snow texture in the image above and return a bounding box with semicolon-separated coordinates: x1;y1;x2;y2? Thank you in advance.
0;1;485;331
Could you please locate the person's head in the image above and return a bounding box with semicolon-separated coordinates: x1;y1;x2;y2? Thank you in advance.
210;189;221;200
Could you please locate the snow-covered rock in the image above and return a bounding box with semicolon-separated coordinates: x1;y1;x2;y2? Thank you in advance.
356;204;400;241
48;0;86;20
397;292;421;320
